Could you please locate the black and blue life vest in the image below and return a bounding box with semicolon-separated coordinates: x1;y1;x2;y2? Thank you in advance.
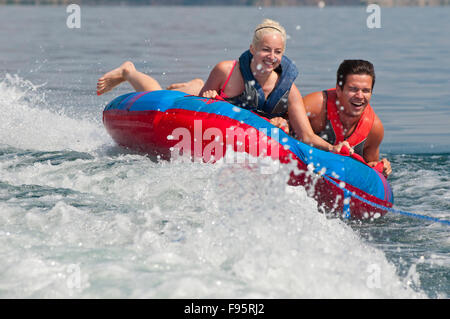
224;50;299;119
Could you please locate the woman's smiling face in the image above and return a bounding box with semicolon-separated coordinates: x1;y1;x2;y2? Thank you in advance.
250;32;285;75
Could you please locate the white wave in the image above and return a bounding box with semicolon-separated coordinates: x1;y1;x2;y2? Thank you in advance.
0;74;111;153
0;155;426;298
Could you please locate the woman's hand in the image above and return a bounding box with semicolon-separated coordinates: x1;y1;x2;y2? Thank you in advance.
202;90;219;99
269;117;290;134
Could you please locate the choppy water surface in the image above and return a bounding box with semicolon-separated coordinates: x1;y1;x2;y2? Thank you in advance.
0;6;449;298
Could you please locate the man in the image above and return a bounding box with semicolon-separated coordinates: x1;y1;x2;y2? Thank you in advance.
302;60;392;177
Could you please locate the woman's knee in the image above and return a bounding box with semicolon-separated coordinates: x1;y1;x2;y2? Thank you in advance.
192;78;204;87
122;61;136;77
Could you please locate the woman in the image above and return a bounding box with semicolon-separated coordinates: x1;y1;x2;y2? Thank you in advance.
97;19;351;154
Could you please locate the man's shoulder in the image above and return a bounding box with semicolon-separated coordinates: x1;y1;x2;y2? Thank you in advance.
372;112;384;130
303;91;326;113
367;110;384;142
305;90;325;99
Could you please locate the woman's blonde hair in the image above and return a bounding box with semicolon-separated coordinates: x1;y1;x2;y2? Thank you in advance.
252;19;287;51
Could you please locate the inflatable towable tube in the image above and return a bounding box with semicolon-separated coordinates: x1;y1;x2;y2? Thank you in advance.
103;90;393;219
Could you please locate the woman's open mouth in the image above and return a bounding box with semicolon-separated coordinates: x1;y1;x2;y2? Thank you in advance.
263;57;278;67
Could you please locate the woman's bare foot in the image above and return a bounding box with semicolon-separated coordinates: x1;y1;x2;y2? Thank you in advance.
167;78;204;95
96;61;136;96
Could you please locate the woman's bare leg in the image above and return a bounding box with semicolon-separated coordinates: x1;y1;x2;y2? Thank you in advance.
96;61;162;95
166;78;204;95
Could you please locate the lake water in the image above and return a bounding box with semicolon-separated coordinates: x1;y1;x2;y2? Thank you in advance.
0;5;449;298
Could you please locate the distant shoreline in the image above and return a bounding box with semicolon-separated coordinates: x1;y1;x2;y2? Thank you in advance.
1;0;449;7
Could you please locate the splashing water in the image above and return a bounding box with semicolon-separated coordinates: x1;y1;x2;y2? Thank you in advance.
0;74;430;298
0;74;110;154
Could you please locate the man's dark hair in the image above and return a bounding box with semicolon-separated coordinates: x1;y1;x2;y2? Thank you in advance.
337;60;376;90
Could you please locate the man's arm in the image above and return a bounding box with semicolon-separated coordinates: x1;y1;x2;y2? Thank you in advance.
364;115;392;176
302;91;327;134
288;86;335;152
300;91;355;154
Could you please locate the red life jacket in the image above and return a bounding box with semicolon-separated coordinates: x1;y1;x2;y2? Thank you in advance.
324;88;375;155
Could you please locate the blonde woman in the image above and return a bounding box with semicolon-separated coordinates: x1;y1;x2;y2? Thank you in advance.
97;19;351;154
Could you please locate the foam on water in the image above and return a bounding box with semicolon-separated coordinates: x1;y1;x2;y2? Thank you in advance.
0;156;426;298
